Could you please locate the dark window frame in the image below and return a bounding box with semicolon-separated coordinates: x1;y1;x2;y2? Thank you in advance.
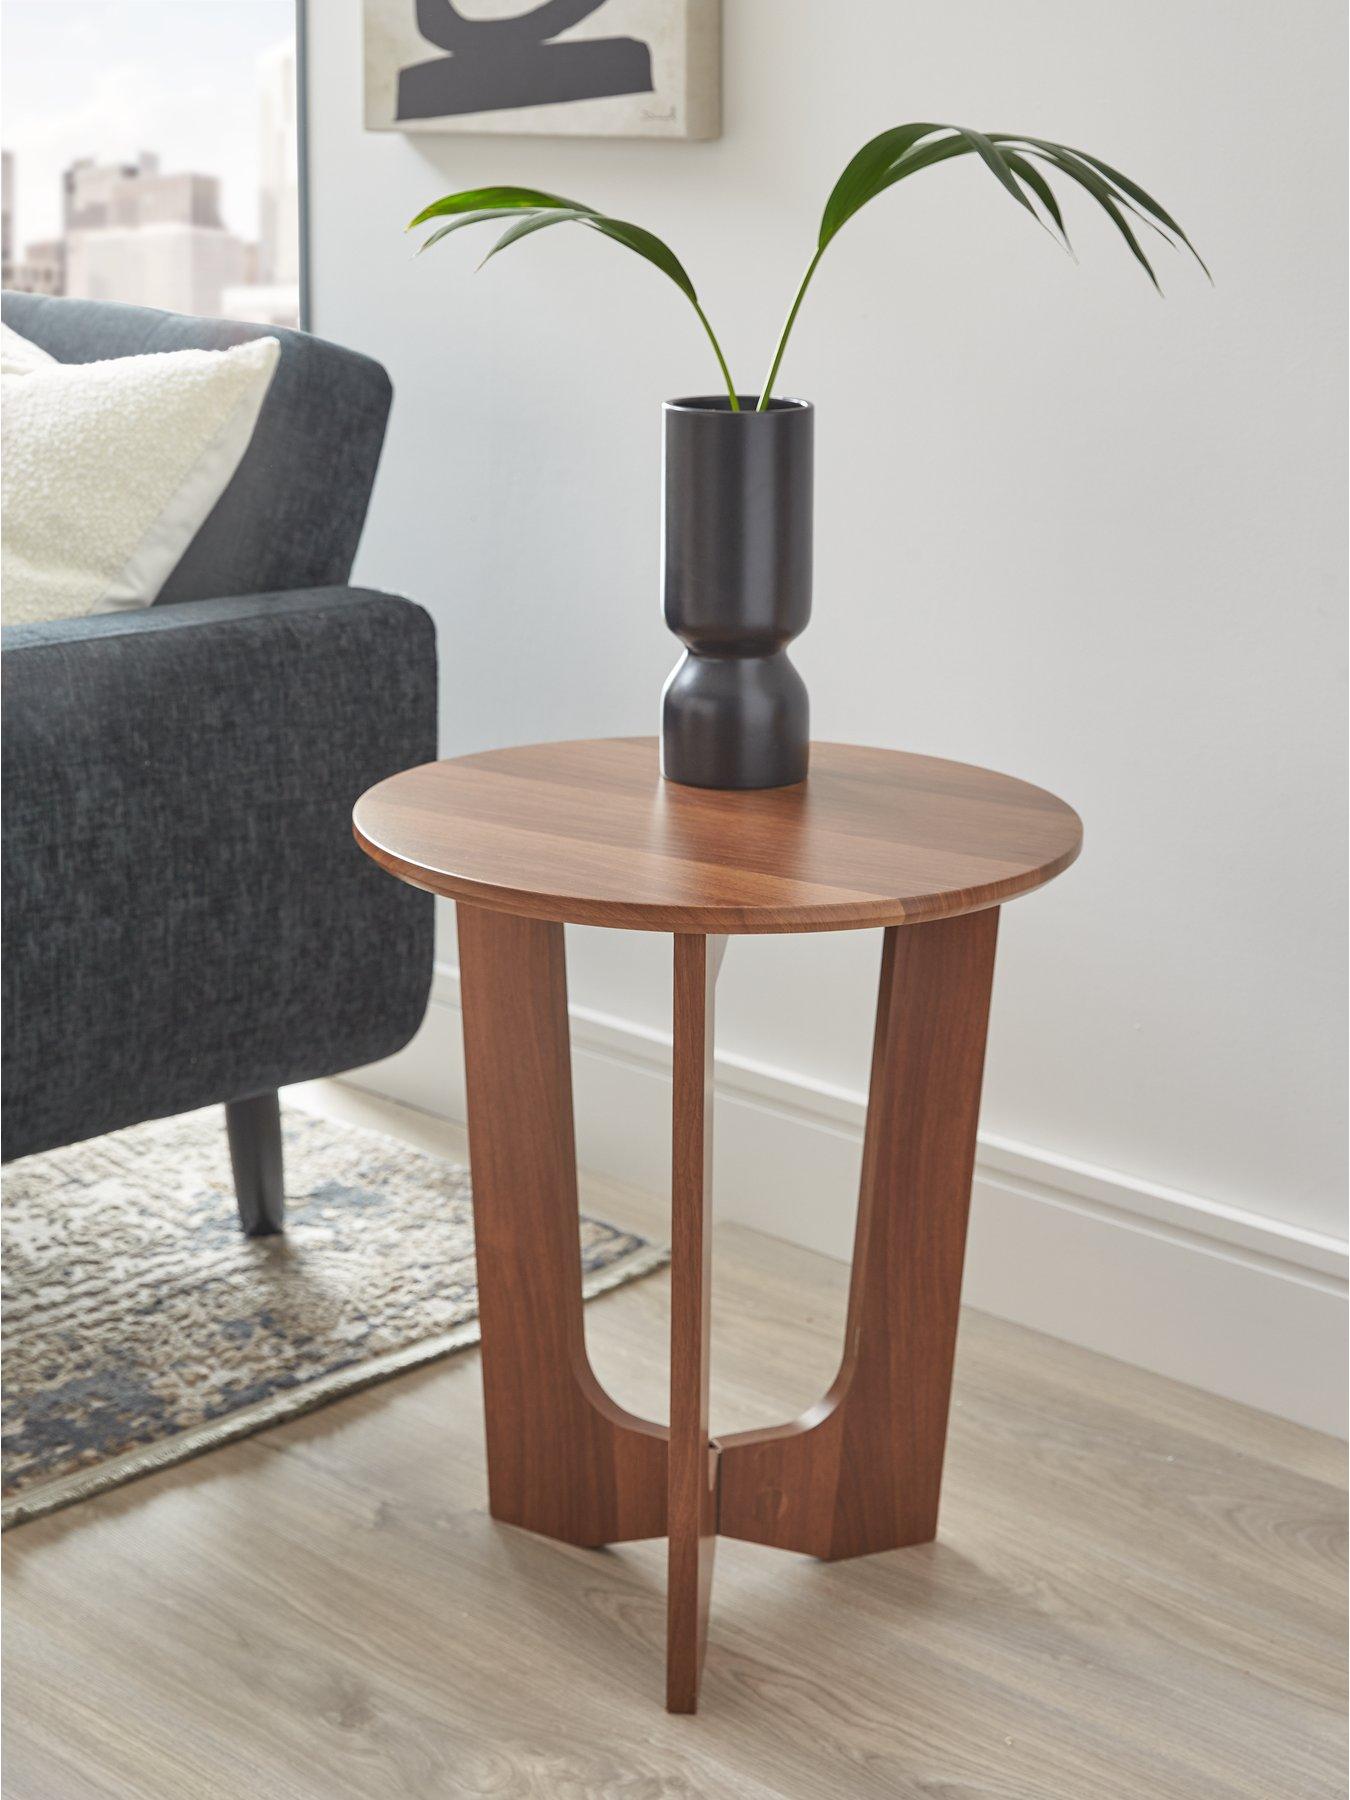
296;0;311;329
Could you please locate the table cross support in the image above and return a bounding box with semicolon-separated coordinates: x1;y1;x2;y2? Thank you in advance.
456;900;999;1712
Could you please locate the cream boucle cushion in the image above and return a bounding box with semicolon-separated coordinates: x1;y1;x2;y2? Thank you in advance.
1;331;280;626
1;321;56;375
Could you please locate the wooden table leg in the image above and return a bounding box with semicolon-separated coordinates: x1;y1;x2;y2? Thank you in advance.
457;903;667;1548
666;933;723;1713
461;903;995;1703
717;910;999;1561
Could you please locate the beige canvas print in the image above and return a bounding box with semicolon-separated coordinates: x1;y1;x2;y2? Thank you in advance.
364;0;721;140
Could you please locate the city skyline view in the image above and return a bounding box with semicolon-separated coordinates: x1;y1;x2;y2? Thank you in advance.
2;0;298;324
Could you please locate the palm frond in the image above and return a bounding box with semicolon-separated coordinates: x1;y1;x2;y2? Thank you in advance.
406;187;581;231
409;187;736;405
1000;138;1212;280
815;122;1203;282
416;209;545;255
999;149;1072;251
757;121;1206;404
818;123;942;247
405;128;1207;416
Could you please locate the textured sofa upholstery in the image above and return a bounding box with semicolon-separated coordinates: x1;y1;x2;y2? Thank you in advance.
1;295;436;1211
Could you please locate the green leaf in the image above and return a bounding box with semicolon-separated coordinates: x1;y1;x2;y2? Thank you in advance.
416;209;542;254
998;139;1176;246
1017;144;1164;290
852;130;1043;226
472;206;699;305
579;216;699;304
874;132;974;188
820;133;978;250
810;121;1203;296
407;186;582;232
410;193;735;403
817;123;1053;256
1057;144;1210;280
1081;184;1163;291
818;122;942;247
953;126;1039;220
478;207;598;266
998;148;1071;250
763;119;1205;408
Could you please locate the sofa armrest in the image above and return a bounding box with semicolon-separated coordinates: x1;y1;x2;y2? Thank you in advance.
2;587;437;1160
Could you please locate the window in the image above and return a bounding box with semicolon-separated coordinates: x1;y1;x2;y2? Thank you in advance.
2;0;304;327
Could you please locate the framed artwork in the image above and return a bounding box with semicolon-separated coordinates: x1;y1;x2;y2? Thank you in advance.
363;0;720;140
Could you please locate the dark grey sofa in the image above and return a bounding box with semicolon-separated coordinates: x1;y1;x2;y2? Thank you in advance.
1;293;436;1232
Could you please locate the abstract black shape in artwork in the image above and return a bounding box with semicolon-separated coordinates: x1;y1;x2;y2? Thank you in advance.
397;0;654;120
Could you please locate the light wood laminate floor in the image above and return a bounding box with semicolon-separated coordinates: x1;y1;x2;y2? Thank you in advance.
3;1086;1345;1800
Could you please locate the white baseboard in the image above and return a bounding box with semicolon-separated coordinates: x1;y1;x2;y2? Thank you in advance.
344;963;1348;1438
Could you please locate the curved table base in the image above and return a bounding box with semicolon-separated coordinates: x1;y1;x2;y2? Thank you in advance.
456;903;999;1712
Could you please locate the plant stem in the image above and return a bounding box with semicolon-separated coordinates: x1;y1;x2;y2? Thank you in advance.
757;245;825;410
693;300;739;411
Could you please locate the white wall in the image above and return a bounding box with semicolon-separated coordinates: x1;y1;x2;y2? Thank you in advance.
305;0;1347;1427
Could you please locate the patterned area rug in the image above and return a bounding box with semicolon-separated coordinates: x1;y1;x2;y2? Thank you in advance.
1;1106;667;1529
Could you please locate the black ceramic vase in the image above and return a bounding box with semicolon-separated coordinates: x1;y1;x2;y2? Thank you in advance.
660;395;813;790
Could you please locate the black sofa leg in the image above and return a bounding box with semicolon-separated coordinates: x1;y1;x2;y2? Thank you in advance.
226;1092;285;1236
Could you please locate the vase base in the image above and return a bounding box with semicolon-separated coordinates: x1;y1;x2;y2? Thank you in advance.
660;650;809;792
659;768;809;792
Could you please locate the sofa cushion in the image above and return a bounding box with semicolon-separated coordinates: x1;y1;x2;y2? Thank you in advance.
1;333;279;626
0;321;55;375
1;294;393;604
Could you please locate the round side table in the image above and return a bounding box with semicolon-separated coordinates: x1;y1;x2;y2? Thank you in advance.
353;738;1082;1713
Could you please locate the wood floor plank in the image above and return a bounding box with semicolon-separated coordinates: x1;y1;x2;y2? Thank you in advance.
3;1086;1344;1799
